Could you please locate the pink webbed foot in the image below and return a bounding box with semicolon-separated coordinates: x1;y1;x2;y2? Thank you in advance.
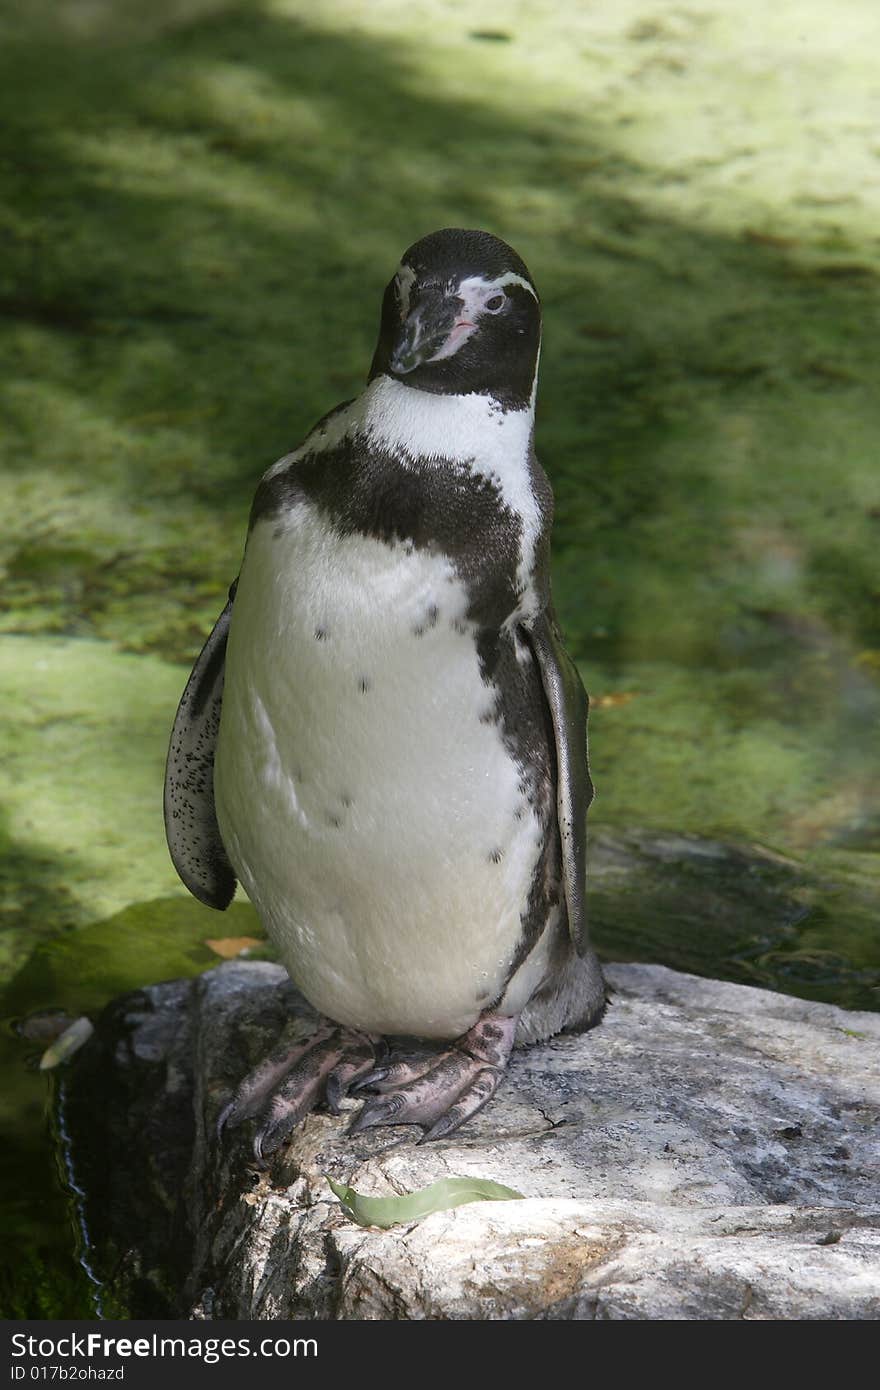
349;1012;518;1143
217;1021;378;1164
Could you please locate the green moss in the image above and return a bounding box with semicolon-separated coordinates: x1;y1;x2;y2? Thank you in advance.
2;1;879;668
2;896;262;1021
0;637;212;931
586;660;880;851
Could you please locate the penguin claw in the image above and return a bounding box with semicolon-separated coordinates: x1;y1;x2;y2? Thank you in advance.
218;1013;518;1153
348;1013;518;1140
346;1094;402;1136
353;1057;433;1094
252;1050;334;1162
324;1072;346;1116
324;1046;376;1114
217;1022;376;1159
216;1099;236;1139
419;1067;504;1143
351;1067;390;1093
217;1022;334;1135
348;1059;503;1139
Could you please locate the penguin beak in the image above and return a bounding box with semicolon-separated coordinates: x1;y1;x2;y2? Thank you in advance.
390;286;460;375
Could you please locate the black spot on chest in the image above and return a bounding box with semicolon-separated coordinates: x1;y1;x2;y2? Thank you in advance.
248;421;564;968
251;435;525;631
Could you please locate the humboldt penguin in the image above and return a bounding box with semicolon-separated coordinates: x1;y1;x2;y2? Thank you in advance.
165;228;606;1160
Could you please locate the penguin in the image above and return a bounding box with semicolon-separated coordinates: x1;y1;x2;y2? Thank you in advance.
165;228;606;1161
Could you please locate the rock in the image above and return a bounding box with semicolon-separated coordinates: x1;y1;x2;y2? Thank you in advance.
62;956;880;1320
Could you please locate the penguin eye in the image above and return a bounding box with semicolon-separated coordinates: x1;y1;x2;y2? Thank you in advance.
484;294;505;313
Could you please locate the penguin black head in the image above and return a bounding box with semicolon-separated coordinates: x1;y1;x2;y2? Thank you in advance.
368;229;542;410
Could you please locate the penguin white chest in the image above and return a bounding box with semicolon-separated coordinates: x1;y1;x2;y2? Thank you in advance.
214;501;545;1038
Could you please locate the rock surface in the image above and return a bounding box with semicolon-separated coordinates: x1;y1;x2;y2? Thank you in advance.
64;959;880;1320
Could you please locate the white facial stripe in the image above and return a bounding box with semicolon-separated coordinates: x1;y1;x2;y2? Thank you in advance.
458;271;538;302
394;262;417;318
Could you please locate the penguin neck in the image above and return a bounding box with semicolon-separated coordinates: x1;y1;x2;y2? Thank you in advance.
359;374;536;469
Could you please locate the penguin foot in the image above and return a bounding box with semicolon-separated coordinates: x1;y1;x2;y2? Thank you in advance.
348;1012;518;1142
217;1023;377;1165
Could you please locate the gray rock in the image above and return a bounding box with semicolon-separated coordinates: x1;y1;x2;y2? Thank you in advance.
64;952;880;1320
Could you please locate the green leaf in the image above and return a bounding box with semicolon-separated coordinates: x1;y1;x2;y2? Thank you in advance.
325;1175;524;1229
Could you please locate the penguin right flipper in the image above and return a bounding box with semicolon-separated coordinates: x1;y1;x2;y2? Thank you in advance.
163;582;238;910
524;610;594;956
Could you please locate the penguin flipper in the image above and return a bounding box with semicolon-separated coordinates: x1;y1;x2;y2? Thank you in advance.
163;584;238;909
524;610;594;955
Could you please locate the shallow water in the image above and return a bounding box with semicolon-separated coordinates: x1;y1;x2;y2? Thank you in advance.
2;0;878;1318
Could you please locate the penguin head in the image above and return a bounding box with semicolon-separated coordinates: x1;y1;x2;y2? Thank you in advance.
369;229;542;410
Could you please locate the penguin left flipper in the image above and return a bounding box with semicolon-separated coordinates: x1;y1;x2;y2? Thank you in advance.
163;582;238;910
522;610;594;955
